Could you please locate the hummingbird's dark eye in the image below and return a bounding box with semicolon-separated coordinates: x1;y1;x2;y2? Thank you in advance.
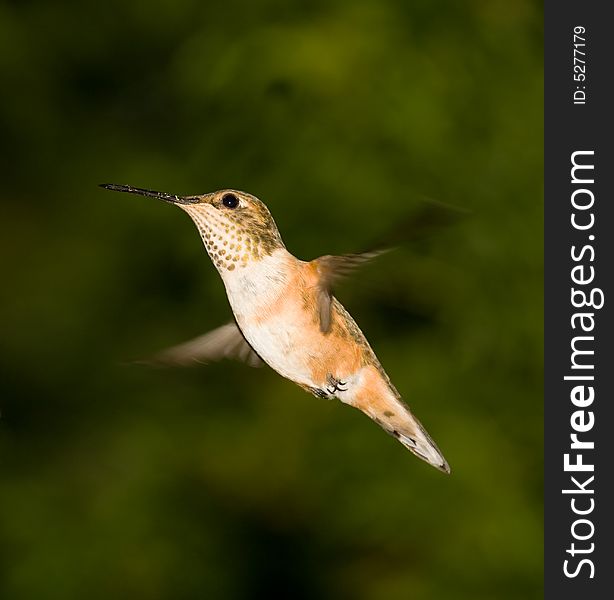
222;193;239;209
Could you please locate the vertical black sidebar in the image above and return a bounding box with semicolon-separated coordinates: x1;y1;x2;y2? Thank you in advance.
545;2;614;599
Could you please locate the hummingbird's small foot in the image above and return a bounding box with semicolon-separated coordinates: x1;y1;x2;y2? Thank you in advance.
304;375;348;400
309;387;331;399
326;374;348;395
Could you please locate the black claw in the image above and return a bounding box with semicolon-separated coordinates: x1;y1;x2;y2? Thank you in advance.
310;387;330;399
326;374;348;395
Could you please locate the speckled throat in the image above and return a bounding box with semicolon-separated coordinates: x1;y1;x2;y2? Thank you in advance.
179;190;286;273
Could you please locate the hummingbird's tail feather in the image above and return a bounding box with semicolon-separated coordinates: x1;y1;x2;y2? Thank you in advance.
349;368;450;473
366;403;450;473
387;410;450;474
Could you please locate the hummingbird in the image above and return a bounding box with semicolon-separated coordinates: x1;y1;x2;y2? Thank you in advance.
101;183;450;473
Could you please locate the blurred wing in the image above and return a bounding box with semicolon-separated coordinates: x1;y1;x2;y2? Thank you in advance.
149;322;263;367
312;200;467;333
371;199;469;248
313;250;388;333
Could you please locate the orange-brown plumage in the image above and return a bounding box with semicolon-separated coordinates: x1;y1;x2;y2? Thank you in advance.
101;184;450;473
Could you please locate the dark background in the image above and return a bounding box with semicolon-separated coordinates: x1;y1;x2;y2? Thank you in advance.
0;1;543;598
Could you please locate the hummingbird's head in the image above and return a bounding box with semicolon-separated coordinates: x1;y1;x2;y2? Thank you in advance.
101;184;285;273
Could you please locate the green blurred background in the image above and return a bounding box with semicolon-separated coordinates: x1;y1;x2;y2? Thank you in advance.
0;1;543;598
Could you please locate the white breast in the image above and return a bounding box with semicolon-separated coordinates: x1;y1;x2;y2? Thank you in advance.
219;250;315;385
220;250;292;319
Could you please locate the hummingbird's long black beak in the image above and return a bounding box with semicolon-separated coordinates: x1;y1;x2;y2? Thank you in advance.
99;183;201;205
